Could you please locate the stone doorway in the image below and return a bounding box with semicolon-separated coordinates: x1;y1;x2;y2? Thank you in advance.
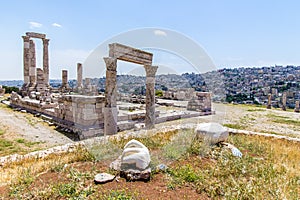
103;43;158;135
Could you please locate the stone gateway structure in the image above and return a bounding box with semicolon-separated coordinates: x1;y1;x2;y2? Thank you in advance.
21;32;50;96
104;43;158;135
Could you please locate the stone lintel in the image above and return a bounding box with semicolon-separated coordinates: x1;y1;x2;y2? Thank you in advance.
109;43;153;65
26;32;46;39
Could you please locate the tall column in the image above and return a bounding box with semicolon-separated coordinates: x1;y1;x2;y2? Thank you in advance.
104;57;118;135
42;38;50;86
62;70;68;87
294;100;299;113
29;40;36;86
282;92;287;111
144;65;158;129
77;63;83;88
267;93;272;109
22;36;30;85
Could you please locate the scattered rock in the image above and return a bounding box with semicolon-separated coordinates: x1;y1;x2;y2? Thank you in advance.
195;122;228;144
155;164;168;172
221;142;243;158
94;173;116;184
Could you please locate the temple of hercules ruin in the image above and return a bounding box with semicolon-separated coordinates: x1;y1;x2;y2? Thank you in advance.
10;32;213;140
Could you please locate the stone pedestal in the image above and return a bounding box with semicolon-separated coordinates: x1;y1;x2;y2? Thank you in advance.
104;57;118;135
267;93;272;109
295;101;299;113
144;65;158;129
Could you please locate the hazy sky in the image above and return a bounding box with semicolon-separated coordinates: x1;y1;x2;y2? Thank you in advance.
0;0;299;80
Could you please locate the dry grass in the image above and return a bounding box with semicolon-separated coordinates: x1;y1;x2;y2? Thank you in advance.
0;147;93;186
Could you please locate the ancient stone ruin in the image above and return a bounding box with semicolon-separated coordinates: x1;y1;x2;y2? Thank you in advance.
21;32;50;97
10;32;213;140
103;43;158;135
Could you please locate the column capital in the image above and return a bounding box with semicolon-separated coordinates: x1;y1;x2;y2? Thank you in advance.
22;35;30;42
104;57;117;71
144;65;158;77
42;38;50;45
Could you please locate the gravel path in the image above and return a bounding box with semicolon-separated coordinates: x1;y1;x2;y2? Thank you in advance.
0;106;72;148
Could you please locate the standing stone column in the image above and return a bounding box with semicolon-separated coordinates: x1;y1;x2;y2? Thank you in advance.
77;63;83;89
144;65;158;129
62;70;68;87
104;57;118;135
294;100;299;113
267;93;272;109
42;38;50;86
282;92;287;111
29;40;36;86
22;36;30;85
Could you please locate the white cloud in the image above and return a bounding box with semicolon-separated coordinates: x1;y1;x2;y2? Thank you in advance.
52;23;62;28
154;30;167;36
29;21;42;29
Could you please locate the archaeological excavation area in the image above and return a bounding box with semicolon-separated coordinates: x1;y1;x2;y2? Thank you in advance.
9;32;213;139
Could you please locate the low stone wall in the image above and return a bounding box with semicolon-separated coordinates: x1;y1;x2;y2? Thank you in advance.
10;93;106;139
187;92;212;112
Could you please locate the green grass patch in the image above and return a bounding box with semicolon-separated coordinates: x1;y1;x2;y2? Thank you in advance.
272;118;300;126
223;123;246;130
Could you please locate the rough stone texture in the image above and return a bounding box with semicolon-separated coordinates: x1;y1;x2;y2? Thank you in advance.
0;85;5;96
195;122;228;144
104;57;118;135
94;173;115;184
187;92;212;112
36;68;46;95
60;70;70;93
77;63;83;90
162;88;194;101
26;32;46;39
42;38;50;85
295;100;299;113
120;139;151;181
109;43;153;65
22;36;30;86
267;93;272;109
21;32;50;96
29;40;36;87
282;92;287;111
144;65;158;129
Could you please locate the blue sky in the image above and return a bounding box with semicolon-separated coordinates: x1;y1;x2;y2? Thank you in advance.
0;0;299;80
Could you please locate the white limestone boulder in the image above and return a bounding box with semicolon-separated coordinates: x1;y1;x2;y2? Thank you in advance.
120;139;150;171
195;122;229;144
119;139;151;181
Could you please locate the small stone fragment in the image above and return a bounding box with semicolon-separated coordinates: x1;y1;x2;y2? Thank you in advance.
94;173;115;184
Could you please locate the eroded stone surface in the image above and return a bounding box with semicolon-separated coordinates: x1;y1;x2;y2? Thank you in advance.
195;122;228;144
